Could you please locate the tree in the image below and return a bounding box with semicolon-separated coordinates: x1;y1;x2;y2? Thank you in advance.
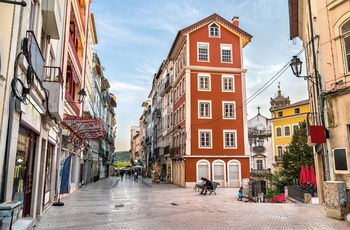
280;121;314;185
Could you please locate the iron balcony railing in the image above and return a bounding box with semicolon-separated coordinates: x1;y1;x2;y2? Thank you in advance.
275;156;283;162
287;186;307;203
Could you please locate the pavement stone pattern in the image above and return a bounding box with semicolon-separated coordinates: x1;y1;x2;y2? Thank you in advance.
33;176;350;230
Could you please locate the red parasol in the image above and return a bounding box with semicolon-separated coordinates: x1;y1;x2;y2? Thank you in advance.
299;166;306;186
304;166;311;186
309;166;317;186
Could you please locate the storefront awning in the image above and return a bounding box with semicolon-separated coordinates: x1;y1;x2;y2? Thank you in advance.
61;115;106;141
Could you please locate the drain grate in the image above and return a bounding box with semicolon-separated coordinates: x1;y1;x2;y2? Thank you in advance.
170;203;178;206
115;204;124;208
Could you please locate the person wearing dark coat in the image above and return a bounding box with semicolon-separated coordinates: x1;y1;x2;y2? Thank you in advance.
200;178;212;195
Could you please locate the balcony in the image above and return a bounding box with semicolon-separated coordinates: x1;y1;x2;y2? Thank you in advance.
164;145;170;155
42;66;64;122
250;169;271;177
42;0;60;39
170;147;181;158
154;148;159;157
275;156;283;162
65;92;80;115
159;78;172;97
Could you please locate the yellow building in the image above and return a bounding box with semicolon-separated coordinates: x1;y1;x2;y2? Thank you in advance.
269;88;310;172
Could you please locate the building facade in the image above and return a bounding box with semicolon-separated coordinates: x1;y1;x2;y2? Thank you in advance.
133;14;252;188
0;1;116;228
289;0;350;218
269;87;310;172
248;108;273;177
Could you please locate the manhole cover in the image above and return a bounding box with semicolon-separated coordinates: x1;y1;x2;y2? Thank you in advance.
170;203;178;206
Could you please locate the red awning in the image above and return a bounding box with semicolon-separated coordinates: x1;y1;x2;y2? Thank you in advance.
61;115;105;141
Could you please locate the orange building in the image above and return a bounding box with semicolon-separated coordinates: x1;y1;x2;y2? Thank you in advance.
169;14;252;188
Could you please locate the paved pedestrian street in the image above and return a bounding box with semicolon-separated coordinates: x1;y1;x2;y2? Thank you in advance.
34;177;349;230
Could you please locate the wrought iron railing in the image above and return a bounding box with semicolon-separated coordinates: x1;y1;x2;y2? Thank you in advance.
275;156;283;162
43;66;63;86
287;186;307;203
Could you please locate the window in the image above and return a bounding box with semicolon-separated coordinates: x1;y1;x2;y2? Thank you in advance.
198;101;211;118
333;148;349;173
277;146;283;157
295;108;300;114
276;127;282;137
341;20;350;73
209;23;219;37
198;74;210;91
197;160;210;181
278;111;283;117
257;160;263;170
224;130;237;148
221;44;232;63
213;160;225;181
284;126;291;136
222;75;235;91
223;102;236;119
199;130;212;148
198;43;209;61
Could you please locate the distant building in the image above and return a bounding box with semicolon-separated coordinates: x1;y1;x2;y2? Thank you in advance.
139;14;252;188
248;107;273;177
269;86;310;172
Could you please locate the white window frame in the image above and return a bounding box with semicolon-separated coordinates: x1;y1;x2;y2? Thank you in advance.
198;100;212;119
341;20;350;73
223;130;237;149
277;146;283;157
256;159;263;170
222;74;235;92
196;160;211;181
276;126;282;137
222;101;236;119
198;73;211;91
199;129;212;149
197;42;209;62
284;125;291;137
209;23;220;37
221;44;232;63
212;160;226;183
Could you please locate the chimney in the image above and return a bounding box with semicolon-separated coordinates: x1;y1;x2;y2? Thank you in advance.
232;16;239;27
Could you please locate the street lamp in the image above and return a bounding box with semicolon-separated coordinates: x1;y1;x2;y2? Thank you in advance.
0;0;27;7
65;88;86;104
290;56;315;84
77;88;87;103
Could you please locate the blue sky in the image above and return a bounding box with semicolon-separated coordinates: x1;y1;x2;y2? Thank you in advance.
90;0;307;151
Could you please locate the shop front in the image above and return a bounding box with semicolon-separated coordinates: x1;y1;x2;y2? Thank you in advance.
13;127;37;217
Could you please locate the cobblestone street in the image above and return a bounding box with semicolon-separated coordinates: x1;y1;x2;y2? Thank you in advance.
34;177;349;230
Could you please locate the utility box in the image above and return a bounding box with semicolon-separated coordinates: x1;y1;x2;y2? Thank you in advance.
324;181;349;219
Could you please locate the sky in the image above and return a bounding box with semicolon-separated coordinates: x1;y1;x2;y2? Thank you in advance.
90;0;308;151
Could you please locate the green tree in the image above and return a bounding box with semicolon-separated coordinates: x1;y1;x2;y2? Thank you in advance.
266;173;289;198
280;121;314;185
